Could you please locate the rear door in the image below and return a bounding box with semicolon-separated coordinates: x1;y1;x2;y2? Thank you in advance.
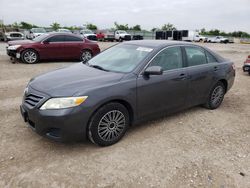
183;46;216;106
39;35;65;59
136;46;188;119
63;35;83;59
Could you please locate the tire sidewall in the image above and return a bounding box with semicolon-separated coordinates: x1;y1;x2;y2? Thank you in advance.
21;49;38;64
88;103;129;146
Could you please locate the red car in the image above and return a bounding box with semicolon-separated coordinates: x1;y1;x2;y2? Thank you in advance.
6;33;100;64
96;32;105;41
243;55;250;75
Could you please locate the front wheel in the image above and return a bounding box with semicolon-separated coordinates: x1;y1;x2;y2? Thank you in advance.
204;81;225;109
21;49;39;64
80;50;92;63
88;103;129;146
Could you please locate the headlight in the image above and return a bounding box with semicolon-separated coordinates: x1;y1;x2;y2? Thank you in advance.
40;96;88;110
8;45;21;50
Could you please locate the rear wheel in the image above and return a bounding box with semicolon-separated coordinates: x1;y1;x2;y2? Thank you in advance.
204;81;225;109
80;50;92;63
21;49;38;64
88;103;129;146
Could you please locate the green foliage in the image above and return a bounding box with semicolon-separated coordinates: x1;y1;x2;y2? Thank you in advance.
50;22;60;31
131;25;141;31
114;22;129;30
161;23;176;31
20;22;33;29
86;23;97;30
12;22;21;29
200;29;250;38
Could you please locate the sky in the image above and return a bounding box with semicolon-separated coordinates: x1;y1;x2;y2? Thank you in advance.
0;0;250;32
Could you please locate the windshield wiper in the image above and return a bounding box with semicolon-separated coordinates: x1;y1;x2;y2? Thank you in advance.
89;64;109;72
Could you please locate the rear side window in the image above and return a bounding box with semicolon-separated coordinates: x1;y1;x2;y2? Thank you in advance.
185;47;207;66
46;35;64;42
149;47;183;71
206;51;217;63
64;35;82;42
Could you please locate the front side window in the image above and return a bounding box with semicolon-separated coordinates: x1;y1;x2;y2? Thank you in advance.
185;47;207;66
46;35;64;42
149;47;183;71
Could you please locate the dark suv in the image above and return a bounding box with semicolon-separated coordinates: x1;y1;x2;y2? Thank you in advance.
20;40;235;146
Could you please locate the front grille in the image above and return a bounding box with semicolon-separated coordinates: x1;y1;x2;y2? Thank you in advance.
24;94;43;107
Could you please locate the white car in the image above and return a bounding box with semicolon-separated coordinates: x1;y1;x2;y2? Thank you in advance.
57;29;72;33
27;28;47;39
4;32;24;41
207;36;229;43
114;30;131;42
80;29;97;41
194;34;207;42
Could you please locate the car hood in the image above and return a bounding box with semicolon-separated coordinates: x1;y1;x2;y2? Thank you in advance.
29;63;125;97
8;40;34;46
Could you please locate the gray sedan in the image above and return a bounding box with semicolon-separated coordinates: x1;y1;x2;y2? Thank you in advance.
20;40;235;146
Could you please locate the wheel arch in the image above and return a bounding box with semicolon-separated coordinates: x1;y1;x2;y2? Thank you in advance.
218;79;228;93
20;48;40;59
88;99;135;127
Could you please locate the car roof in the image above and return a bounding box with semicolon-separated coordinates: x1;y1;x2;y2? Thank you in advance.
123;40;200;48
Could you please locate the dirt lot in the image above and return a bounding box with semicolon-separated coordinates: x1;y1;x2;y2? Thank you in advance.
0;41;250;188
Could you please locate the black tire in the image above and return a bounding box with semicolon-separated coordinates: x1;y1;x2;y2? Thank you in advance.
119;37;123;42
21;49;39;64
88;103;129;146
80;50;92;63
204;81;225;110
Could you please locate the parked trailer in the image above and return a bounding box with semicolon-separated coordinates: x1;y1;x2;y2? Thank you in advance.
155;30;207;42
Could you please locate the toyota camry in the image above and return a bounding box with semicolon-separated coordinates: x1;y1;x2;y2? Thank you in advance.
20;40;235;146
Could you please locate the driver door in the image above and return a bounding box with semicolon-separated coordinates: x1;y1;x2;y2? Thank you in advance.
136;46;188;119
39;35;66;59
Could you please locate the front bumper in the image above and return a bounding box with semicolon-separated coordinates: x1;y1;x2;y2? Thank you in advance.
243;64;250;72
6;48;21;59
20;87;91;142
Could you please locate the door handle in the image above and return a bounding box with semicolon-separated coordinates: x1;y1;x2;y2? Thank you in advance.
178;73;187;80
214;66;219;71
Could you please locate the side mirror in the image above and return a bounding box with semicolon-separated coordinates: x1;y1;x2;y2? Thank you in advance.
144;66;163;76
43;40;50;44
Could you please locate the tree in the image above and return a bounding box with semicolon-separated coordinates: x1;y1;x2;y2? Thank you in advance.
131;25;141;31
151;27;159;32
12;22;21;29
161;23;176;30
114;22;129;30
20;21;33;29
50;22;60;31
86;23;97;30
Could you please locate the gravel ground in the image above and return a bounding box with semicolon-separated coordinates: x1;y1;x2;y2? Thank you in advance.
0;41;250;188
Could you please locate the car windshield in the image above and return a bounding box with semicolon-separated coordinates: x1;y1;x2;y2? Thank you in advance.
31;28;46;33
83;30;93;34
88;44;154;73
119;31;126;34
32;33;49;41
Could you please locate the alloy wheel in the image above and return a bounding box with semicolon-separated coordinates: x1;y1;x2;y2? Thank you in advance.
23;51;37;64
211;85;224;106
97;110;126;142
81;51;92;62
